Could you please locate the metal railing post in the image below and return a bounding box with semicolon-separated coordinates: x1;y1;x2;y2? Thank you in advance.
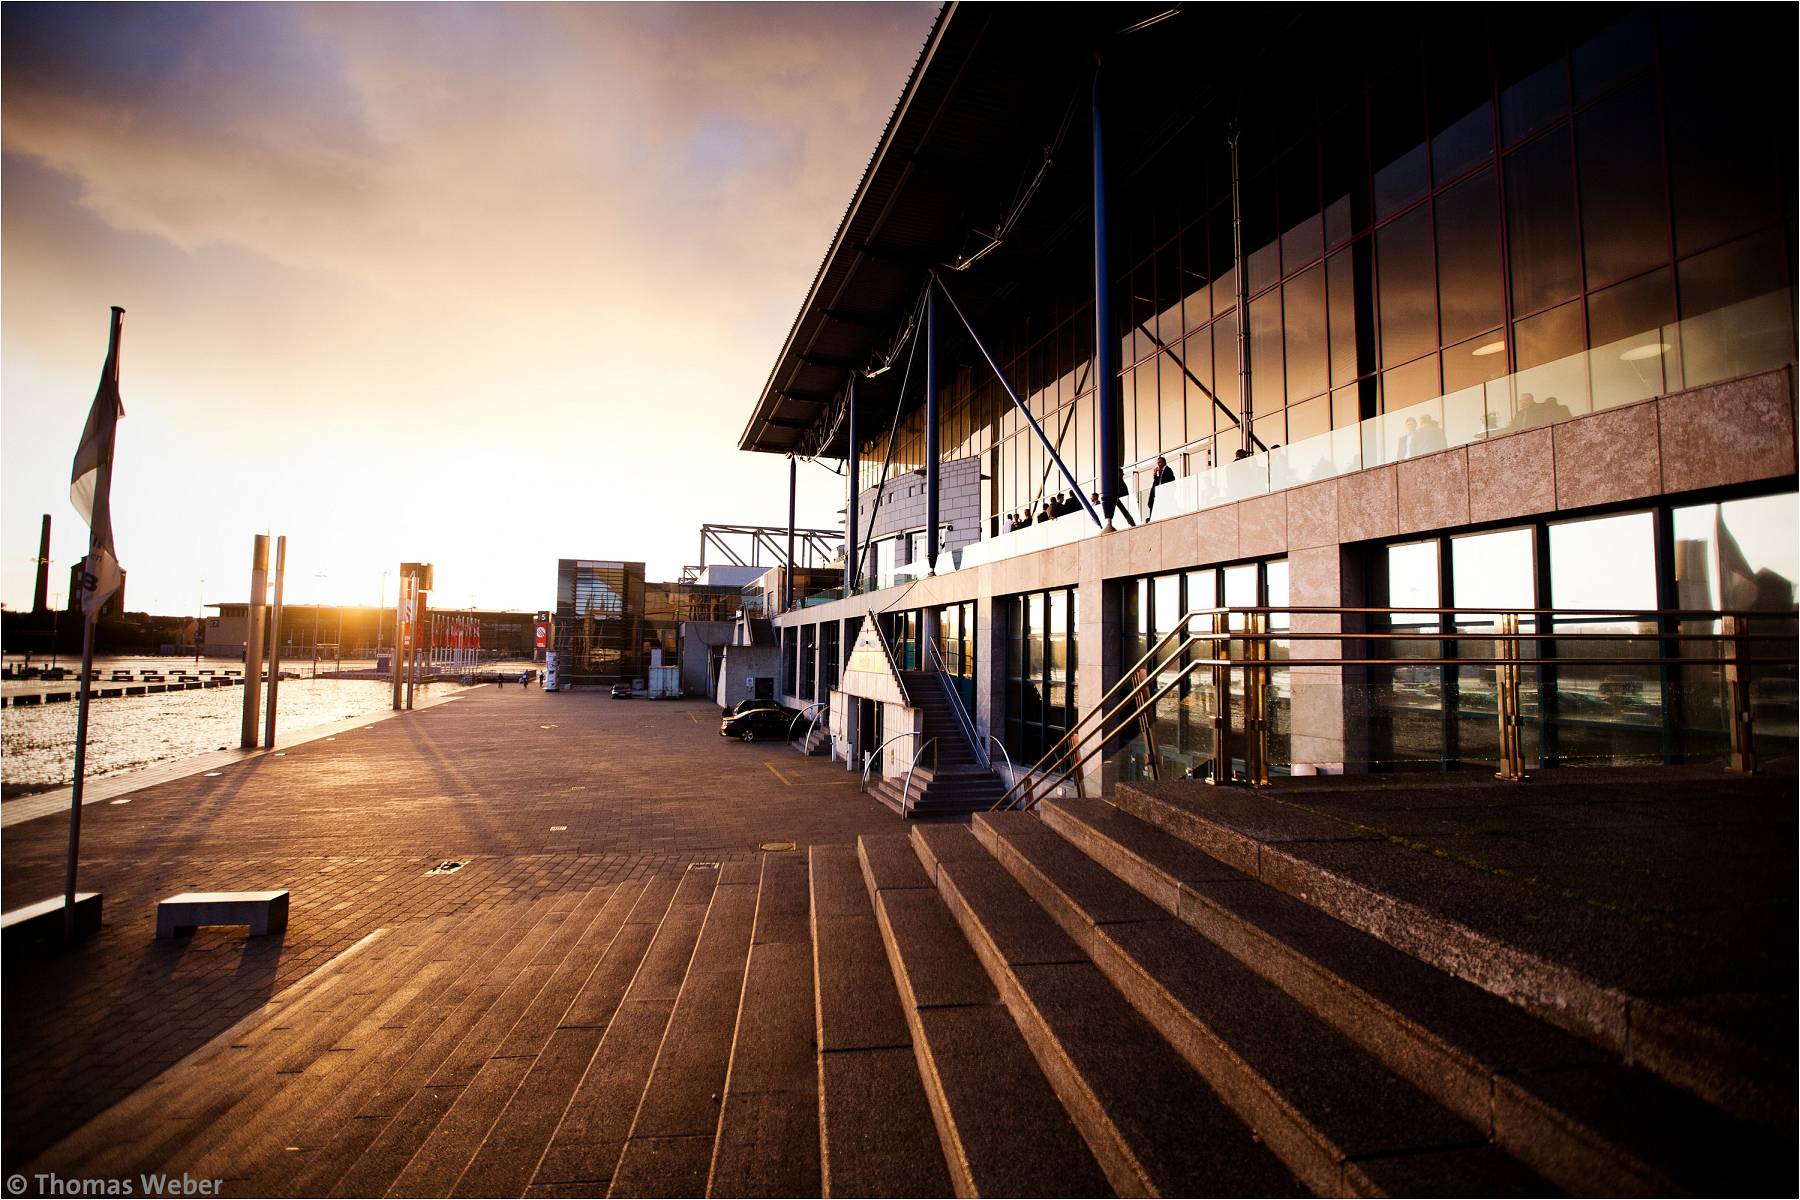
1208;620;1232;784
1494;611;1528;781
1724;614;1757;775
1244;610;1270;787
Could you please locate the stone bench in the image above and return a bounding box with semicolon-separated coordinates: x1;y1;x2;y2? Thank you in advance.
156;890;289;938
3;893;103;948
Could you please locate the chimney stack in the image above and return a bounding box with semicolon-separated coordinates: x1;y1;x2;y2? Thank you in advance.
33;514;50;613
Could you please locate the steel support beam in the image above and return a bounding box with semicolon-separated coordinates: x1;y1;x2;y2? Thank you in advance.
1230;127;1253;456
933;273;1102;527
844;378;859;594
1093;63;1124;526
925;286;941;573
785;457;797;610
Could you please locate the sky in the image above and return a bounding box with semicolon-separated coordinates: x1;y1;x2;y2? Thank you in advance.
1;2;936;615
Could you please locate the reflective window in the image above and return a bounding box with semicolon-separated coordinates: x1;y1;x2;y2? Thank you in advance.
1505;128;1582;314
1004;588;1077;762
1452;527;1536;612
1573;12;1655;104
1500;57;1568;144
1250;291;1285;415
1673;494;1799;612
1549;512;1657;610
1376;205;1437;366
1284;265;1329;403
1577;81;1668;286
1372;71;1429;218
1435;170;1505;345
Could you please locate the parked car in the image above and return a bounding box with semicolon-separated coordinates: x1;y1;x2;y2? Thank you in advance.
610;683;633;699
720;701;802;742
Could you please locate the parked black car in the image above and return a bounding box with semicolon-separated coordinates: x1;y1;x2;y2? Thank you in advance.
610;683;633;699
720;700;802;742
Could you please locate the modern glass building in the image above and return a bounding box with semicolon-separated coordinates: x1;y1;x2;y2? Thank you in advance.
740;4;1797;787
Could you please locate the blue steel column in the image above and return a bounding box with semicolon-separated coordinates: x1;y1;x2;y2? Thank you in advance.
925;286;941;573
1092;62;1123;525
785;455;796;610
843;379;859;594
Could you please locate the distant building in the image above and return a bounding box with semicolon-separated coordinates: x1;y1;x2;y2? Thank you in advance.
204;604;536;658
553;558;740;689
65;563;125;619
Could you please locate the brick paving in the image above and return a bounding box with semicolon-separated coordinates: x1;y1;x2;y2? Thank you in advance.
1;687;898;1169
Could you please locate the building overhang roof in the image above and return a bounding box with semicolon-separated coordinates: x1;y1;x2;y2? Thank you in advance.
738;3;1163;459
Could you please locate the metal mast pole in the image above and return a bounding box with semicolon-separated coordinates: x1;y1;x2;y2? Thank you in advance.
925;285;941;572
1092;58;1123;526
1229;125;1253;456
264;534;285;749
242;534;268;748
843;379;859;595
785;456;797;610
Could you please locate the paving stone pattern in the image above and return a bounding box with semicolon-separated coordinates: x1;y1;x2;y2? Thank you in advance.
2;689;896;1170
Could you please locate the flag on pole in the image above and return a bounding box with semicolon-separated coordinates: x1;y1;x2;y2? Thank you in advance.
71;307;126;618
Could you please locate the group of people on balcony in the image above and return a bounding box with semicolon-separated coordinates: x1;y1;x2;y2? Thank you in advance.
1002;456;1179;533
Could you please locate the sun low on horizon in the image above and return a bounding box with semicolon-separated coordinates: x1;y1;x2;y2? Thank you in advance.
1;2;937;615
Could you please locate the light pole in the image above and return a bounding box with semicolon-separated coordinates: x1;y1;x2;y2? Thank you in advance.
313;572;327;678
379;569;390;657
196;577;205;665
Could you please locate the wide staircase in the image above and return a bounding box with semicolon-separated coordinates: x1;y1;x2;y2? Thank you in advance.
34;787;1789;1196
865;669;1007;818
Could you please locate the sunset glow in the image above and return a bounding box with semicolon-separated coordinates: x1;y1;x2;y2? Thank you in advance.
1;3;935;613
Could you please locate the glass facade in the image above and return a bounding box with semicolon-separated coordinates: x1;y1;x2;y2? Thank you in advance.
938;601;976;710
1369;492;1798;768
1118;559;1289;782
853;8;1793;541
553;559;647;685
1004;588;1078;761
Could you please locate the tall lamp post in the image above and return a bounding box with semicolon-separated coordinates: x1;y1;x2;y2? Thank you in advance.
195;577;204;665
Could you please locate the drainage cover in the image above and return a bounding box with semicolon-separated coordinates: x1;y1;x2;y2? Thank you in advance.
427;860;466;875
689;861;721;870
759;841;797;852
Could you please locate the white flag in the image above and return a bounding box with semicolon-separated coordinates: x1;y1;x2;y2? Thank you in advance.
71;307;126;618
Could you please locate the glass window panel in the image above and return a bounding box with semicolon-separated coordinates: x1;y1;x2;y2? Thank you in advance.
1451;528;1536;610
1572;11;1655;104
1213;309;1241;415
1331;386;1361;432
1577;81;1668;286
1322;104;1368;246
1500;56;1568;144
1673;494;1800;611
1376;205;1437;366
1665;60;1786;258
1387;540;1441;609
1432;102;1494;184
1372;71;1429;219
1588;268;1675;409
1287;394;1330;444
1442;328;1511;397
1676;231;1795;389
1549;511;1657;610
1246;167;1280;294
1159;351;1185;454
1511;298;1588;425
1327;243;1373;389
1183;327;1215;440
1435;169;1505;344
1505;128;1582;314
1224;563;1260;608
1134;361;1158;462
1284;265;1329;403
1180;219;1211;333
1253;410;1285;450
1250;291;1285;412
1280;140;1322;270
1381;354;1440;413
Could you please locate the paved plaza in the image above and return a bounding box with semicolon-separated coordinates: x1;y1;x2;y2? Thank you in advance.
2;687;896;1169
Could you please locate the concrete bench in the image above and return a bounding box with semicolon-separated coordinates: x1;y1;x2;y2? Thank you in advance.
156;890;289;938
3;893;103;947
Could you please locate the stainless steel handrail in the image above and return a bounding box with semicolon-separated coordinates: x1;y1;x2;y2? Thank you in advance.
995;601;1796;808
985;734;1014;782
788;700;828;742
900;737;939;818
864;616;913;706
861;731;925;792
924;635;988;769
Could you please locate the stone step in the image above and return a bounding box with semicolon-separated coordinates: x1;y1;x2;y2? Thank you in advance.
1036;796;1788;1195
911;825;1301;1197
857;834;1110;1197
530;866;721;1191
705;852;824;1197
434;884;654;1196
1108;779;1794;1132
608;862;762;1197
971;811;1551;1196
316;895;612;1194
75;909;475;1180
248;899;559;1196
315;897;603;1198
811;843;951;1197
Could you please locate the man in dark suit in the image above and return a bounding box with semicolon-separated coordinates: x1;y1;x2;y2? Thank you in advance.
1145;455;1175;518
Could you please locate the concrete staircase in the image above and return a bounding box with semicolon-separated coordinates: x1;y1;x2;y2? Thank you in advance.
866;670;1006;818
32;791;1788;1196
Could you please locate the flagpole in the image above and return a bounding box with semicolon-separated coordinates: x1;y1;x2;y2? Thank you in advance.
65;608;97;943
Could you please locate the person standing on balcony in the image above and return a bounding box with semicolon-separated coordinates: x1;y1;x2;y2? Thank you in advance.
1145;456;1175;518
